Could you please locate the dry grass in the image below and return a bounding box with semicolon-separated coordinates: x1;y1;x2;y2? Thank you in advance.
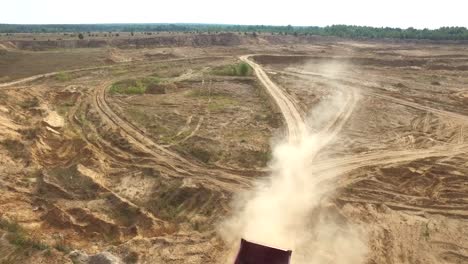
0;218;50;252
211;62;252;76
110;77;161;95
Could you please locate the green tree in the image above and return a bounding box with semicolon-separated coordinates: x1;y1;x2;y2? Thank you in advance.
78;33;84;40
238;63;250;76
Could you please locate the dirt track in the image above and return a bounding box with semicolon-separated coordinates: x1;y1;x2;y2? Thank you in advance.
241;55;306;142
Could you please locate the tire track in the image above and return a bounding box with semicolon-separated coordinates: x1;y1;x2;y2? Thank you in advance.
241;55;306;142
94;81;252;190
285;69;468;123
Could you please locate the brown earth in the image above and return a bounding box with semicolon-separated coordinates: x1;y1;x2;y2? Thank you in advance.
0;34;467;263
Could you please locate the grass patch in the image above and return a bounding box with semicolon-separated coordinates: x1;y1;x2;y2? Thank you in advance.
55;71;72;82
53;238;72;253
211;62;252;76
0;218;50;252
109;77;160;95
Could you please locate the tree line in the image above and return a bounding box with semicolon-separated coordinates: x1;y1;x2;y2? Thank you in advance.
1;23;467;41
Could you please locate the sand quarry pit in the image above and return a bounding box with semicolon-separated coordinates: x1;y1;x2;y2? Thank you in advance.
0;34;467;263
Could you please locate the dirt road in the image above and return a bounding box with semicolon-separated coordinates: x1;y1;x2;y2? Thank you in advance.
241;55;306;142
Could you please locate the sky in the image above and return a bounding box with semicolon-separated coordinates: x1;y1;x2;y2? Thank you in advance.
2;0;468;29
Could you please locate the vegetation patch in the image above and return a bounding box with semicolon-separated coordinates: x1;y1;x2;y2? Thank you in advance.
55;71;72;82
211;62;252;76
0;217;50;252
110;77;160;95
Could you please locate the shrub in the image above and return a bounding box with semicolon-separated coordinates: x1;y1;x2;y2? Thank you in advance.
20;97;40;109
78;33;84;40
0;218;50;251
238;63;250;76
211;62;252;76
109;77;160;95
55;71;72;82
188;147;212;163
54;240;72;253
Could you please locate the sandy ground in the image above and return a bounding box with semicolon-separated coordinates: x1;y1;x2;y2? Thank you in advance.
0;36;467;263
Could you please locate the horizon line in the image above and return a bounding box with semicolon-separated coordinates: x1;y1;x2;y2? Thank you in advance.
0;22;466;31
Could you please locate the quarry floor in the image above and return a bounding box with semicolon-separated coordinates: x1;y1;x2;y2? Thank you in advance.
0;37;467;263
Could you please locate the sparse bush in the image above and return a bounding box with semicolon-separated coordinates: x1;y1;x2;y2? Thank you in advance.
78;33;84;40
20;97;40;109
109;77;161;95
189;147;212;163
211;62;252;76
54;239;72;253
55;71;72;82
238;62;250;76
0;218;50;252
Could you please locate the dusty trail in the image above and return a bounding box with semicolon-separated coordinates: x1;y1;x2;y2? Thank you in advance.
241;55;306;142
246;55;360;163
275;68;468;171
248;58;468;206
245;55;360;146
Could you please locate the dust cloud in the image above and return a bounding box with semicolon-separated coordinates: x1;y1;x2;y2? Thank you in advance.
219;61;368;263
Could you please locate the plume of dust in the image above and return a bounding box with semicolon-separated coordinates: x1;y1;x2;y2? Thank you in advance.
218;61;368;264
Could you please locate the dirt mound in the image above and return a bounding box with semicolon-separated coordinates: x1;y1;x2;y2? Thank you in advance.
39;164;170;242
43;111;64;129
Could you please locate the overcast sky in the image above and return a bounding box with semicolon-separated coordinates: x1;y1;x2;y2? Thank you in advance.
2;0;468;29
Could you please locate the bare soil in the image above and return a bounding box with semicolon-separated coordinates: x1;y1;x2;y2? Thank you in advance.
0;34;467;263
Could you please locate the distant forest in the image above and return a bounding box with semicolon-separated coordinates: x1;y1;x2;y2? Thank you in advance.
1;24;468;41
